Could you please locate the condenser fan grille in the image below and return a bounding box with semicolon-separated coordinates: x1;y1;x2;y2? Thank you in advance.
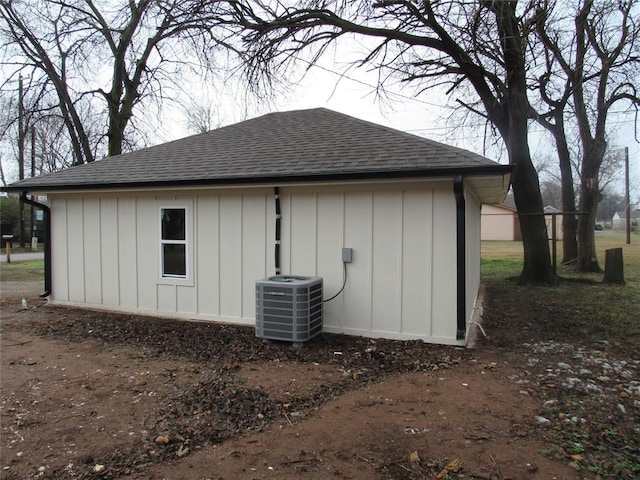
255;276;323;344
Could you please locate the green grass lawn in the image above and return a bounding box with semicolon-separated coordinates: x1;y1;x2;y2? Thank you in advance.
482;231;640;354
482;231;639;282
0;259;45;282
0;245;44;254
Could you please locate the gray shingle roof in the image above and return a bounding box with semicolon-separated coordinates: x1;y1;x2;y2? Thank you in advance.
4;108;508;192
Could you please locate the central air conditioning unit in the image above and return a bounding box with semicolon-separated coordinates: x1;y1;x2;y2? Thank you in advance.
255;275;323;346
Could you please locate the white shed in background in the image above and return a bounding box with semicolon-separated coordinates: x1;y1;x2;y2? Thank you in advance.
4;109;511;345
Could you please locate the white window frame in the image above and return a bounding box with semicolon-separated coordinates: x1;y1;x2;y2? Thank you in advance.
158;204;192;284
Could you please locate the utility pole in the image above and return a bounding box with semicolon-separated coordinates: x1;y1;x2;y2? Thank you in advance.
31;126;36;249
18;74;25;248
625;147;630;245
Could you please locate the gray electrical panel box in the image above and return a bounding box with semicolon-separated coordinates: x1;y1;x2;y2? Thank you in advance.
255;275;323;345
342;247;353;263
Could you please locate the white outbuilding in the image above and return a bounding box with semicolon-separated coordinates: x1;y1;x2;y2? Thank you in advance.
5;109;511;345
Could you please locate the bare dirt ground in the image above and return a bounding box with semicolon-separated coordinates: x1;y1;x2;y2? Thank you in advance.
1;278;638;480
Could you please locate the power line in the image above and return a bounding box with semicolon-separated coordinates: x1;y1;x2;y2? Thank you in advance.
407;117;639;135
303;59;640;122
302;60;453;110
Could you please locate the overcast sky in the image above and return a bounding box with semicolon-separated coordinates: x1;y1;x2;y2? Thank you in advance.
162;60;507;163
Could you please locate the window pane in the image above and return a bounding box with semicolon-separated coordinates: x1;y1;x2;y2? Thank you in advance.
163;244;186;276
162;208;185;240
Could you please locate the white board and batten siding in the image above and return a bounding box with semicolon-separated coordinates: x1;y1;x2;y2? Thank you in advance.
279;181;459;343
49;179;478;345
50;189;275;323
465;189;483;339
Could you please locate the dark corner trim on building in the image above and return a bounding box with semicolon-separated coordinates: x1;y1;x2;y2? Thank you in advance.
453;175;466;341
19;192;51;298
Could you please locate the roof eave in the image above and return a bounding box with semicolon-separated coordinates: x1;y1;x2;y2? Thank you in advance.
2;164;513;194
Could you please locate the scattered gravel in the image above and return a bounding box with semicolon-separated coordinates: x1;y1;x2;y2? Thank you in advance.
505;340;640;478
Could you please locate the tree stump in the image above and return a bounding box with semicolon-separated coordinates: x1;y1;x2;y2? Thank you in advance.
603;248;625;285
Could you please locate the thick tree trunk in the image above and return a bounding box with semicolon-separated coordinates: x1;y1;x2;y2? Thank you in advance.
511;152;555;284
536;110;578;264
576;141;605;272
576;175;601;272
107;90;127;158
555;125;578;264
108;115;125;157
488;0;554;285
505;96;554;284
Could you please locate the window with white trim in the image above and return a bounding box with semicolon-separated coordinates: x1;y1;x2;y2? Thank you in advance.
160;207;187;278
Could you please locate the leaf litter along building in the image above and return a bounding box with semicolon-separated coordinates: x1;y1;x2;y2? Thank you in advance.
4;108;511;345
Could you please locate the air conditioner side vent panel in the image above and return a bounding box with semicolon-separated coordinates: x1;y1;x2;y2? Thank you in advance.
256;275;323;343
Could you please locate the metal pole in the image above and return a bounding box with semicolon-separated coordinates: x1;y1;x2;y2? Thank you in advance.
30;127;36;249
551;212;557;281
625;147;630;244
18;74;25;247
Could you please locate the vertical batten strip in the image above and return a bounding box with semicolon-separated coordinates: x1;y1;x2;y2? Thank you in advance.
81;199;86;303
98;198;103;304
115;198;121;306
369;190;374;333
428;190;435;338
193;195;198;314
314;192;319;275
216;195;221;316
236;196;242;317
64;199;71;301
133;197;139;309
398;190;405;334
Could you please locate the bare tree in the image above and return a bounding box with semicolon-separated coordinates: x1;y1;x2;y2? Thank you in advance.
1;3;96;164
32;112;77;174
0;155;7;187
183;99;222;134
540;177;564;208
533;50;580;264
597;189;623;223
225;0;555;284
0;93;14;187
0;0;241;163
0;70;91;183
536;0;640;271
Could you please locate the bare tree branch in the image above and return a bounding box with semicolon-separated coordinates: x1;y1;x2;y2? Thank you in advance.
1;0;248;163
